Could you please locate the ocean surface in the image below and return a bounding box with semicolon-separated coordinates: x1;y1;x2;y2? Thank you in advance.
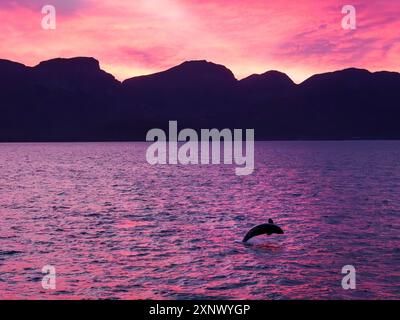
0;141;399;299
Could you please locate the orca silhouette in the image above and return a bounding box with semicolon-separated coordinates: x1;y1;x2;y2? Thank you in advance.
242;219;284;242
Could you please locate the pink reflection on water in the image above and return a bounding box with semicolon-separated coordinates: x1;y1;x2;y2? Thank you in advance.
0;142;399;299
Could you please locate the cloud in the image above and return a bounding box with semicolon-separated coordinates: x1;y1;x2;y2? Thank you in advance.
0;0;88;14
0;0;399;82
116;47;177;68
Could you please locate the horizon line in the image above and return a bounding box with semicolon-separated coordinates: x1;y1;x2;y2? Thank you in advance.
2;56;399;85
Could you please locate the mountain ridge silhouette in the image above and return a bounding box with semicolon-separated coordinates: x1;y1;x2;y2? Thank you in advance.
1;57;399;141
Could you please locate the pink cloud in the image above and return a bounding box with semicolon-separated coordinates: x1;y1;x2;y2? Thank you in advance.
0;0;399;83
0;0;88;14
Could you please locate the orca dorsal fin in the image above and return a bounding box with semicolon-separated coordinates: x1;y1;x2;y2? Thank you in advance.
268;218;274;224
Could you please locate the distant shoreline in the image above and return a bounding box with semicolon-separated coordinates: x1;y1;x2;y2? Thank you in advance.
2;58;400;142
1;138;400;144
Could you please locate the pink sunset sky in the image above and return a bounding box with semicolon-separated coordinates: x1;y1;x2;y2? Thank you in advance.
0;0;399;83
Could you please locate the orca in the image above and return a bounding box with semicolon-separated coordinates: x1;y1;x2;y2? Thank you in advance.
242;219;284;242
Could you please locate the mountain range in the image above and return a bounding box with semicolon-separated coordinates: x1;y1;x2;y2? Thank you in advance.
1;57;400;141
